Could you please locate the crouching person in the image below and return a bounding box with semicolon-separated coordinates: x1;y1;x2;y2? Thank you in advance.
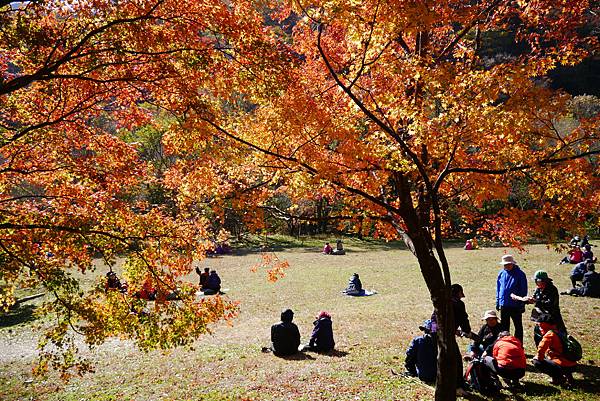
405;319;437;383
482;331;526;389
532;316;576;387
270;309;301;356
305;311;335;352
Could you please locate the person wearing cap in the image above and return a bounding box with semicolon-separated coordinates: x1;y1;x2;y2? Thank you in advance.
513;270;567;344
563;263;600;298
305;311;335;352
405;319;438;383
270;309;301;356
483;331;526;389
467;310;502;360
496;255;528;343
532;315;576;387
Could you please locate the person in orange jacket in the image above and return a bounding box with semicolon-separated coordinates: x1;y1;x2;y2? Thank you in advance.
532;316;576;387
482;331;526;389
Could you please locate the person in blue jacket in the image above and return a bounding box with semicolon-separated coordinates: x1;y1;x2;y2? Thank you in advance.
405;319;438;383
496;255;527;343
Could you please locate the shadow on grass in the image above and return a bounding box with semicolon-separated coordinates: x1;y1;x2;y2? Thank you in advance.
462;381;559;401
0;304;38;327
574;363;600;395
309;349;349;358
277;352;315;361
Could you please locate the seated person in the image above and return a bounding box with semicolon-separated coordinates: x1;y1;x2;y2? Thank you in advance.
270;309;301;356
467;310;501;359
482;331;526;388
323;242;333;255
559;246;583;265
471;237;479;249
305;311;335;352
569;260;590;287
405;319;438;383
203;270;221;295
105;271;127;293
343;273;364;296
532;315;576;387
195;267;210;289
464;239;473;250
563;263;600;298
332;240;345;255
582;244;595;262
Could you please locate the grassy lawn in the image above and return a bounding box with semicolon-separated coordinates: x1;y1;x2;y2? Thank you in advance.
1;241;599;400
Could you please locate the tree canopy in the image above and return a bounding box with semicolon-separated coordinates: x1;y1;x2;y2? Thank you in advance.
1;0;599;398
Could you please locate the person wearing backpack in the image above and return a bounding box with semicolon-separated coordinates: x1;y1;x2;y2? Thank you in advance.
483;331;526;389
532;315;576;387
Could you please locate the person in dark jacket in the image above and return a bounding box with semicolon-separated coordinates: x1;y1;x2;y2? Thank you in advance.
270;309;301;356
343;273;364;295
195;267;210;289
496;255;527;343
564;263;600;298
467;310;502;359
306;311;335;352
405;319;438;383
203;270;221;295
451;284;472;392
582;244;594;262
513;270;566;345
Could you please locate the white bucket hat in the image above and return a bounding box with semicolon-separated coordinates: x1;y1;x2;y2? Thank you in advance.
499;255;516;265
482;310;498;320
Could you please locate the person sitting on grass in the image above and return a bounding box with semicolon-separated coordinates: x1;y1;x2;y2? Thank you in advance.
202;270;221;295
562;263;600;298
405;319;438;384
582;244;595;262
482;331;526;389
532;315;576;387
466;310;501;360
559;246;583;265
343;273;364;296
569;260;590;288
270;309;301;356
332;240;345;255
304;311;335;352
464;239;473;250
323;242;333;255
195;267;210;289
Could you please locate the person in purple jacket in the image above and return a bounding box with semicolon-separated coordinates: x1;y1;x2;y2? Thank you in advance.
496;255;527;343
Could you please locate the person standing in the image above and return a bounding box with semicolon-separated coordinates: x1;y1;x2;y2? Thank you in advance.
451;284;472;394
496;255;528;343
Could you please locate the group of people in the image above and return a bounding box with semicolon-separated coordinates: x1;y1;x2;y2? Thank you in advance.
322;240;345;255
405;253;589;394
266;309;335;356
195;267;222;295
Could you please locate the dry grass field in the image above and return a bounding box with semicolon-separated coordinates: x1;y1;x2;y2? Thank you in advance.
1;239;599;400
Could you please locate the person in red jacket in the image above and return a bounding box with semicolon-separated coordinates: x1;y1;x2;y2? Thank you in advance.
532;316;577;387
482;331;526;389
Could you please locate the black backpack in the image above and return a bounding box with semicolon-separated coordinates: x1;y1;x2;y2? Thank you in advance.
465;359;502;395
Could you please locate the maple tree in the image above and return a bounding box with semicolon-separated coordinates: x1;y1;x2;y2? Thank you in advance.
0;0;285;378
164;1;600;400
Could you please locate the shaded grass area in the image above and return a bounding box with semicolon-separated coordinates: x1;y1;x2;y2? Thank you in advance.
1;242;599;400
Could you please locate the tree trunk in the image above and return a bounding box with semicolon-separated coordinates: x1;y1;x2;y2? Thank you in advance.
403;224;457;400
